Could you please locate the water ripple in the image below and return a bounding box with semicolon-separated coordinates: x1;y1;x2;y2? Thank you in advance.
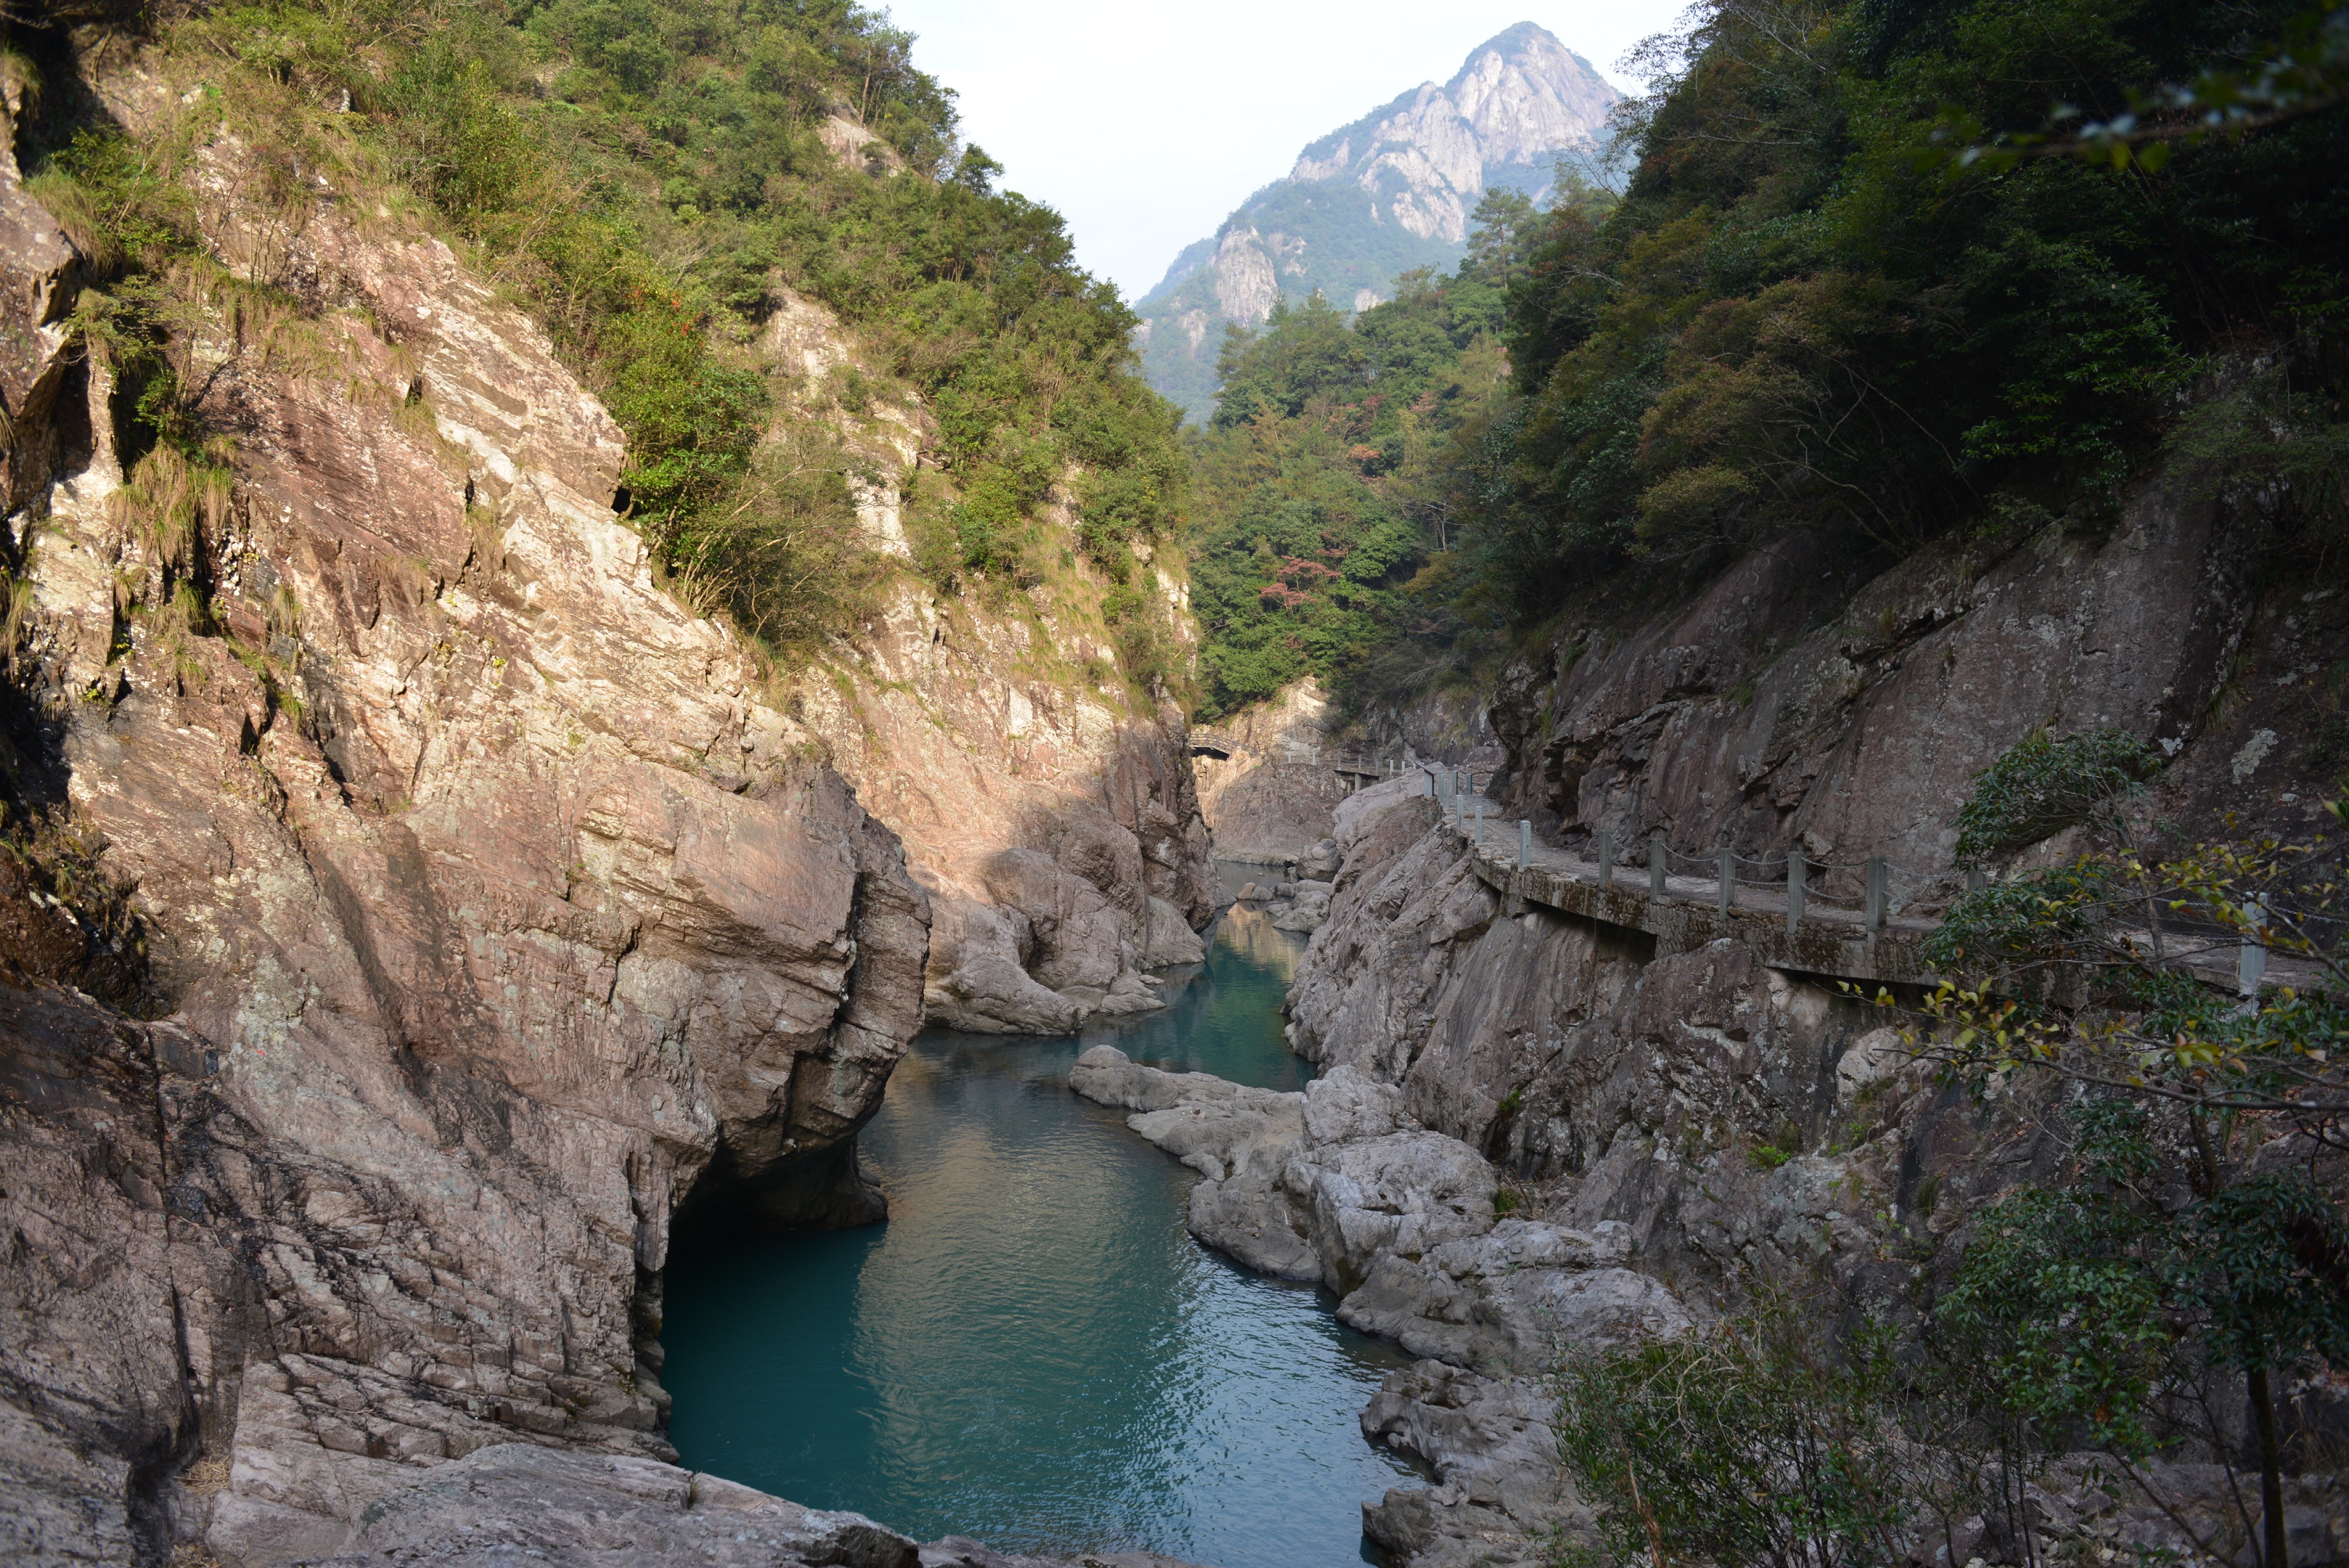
664;903;1415;1567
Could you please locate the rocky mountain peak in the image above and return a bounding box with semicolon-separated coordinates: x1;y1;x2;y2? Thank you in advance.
1288;23;1619;242
1134;22;1622;419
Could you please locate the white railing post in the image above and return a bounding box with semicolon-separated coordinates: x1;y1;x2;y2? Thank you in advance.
1650;833;1667;899
1717;849;1734;915
1594;828;1612;889
2239;898;2267;1000
1519;819;1531;868
1866;857;1887;936
1787;849;1805;934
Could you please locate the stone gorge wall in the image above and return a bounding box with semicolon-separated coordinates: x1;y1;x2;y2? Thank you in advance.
1478;478;2339;912
796;571;1217;1035
1292;461;2346;1280
761;292;1219;1039
1193;677;1349;865
1261;475;2349;1564
0;58;1198;1567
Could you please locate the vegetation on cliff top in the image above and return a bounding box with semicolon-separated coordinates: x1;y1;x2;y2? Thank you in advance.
15;0;1185;679
1182;186;1551;718
1182;0;2348;721
1478;0;2348;598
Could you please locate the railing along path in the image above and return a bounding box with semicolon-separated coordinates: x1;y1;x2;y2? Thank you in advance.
1389;764;2296;995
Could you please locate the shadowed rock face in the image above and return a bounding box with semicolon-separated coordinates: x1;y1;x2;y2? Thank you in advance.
0;92;936;1561
1479;496;2334;912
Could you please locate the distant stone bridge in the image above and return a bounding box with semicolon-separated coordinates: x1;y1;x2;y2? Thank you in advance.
1185;730;1402;793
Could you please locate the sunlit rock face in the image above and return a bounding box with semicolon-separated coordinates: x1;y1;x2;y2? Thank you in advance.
0;87;934;1560
748;282;1219;1042
1292;22;1620;244
1135;23;1622;417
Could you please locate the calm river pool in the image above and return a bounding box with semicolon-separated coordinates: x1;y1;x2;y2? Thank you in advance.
662;881;1417;1566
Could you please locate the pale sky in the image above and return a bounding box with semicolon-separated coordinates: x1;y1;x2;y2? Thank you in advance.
881;0;1696;301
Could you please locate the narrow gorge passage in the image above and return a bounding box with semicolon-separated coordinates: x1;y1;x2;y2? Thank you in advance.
663;870;1415;1567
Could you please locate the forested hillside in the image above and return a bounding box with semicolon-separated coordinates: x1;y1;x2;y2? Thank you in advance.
22;0;1185;669
1185;187;1561;718
1185;0;2348;724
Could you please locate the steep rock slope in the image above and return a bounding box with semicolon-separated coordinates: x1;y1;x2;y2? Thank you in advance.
1293;478;2345;1169
0;75;950;1562
1259;481;2349;1564
757;293;1219;1037
1192;677;1347;864
1135;23;1619;417
1281;803;2345;1568
1484;495;2326;913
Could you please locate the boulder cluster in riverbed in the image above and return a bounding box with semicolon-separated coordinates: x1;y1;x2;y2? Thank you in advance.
1070;1044;1689;1566
1227;836;1342;932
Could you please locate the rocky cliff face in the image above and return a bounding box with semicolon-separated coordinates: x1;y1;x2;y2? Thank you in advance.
1134;23;1622;418
1289;469;2344;1212
1192;677;1347;864
756;296;1219;1039
1249;481;2349;1566
1285;23;1619;245
1476;489;2330;915
0;52;1199;1567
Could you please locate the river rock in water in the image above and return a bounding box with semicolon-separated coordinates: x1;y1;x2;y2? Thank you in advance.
1068;1048;1495;1294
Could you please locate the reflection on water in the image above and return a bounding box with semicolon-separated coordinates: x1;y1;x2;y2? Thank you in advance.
662;875;1412;1566
1214;903;1307;985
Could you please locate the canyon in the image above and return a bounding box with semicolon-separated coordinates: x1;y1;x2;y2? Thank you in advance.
0;44;1216;1567
2;11;2345;1568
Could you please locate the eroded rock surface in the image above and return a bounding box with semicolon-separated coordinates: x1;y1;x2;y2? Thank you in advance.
1447;477;2341;915
0;98;942;1561
1359;1362;1581;1568
1336;1220;1687;1372
765;304;1217;1036
1071;1048;1497;1294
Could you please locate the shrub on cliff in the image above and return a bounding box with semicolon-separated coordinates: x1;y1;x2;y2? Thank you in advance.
1437;0;2348;618
1902;756;2349;1567
1555;1294;1927;1568
12;0;1183;667
1557;1090;2346;1568
1950;727;2165;867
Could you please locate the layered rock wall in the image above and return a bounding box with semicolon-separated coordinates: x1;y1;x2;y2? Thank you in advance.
1474;489;2335;913
1259;481;2349;1567
0;70;951;1564
0;37;1230;1556
1193;677;1348;864
754;274;1219;1037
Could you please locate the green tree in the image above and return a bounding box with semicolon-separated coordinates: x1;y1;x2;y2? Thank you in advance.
1462;186;1537;289
1903;739;2349;1568
1431;0;2346;617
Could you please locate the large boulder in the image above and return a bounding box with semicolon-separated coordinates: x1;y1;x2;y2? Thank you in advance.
981;847;1129;990
1143;894;1207;968
1068;1052;1497;1296
1337;1220;1690;1372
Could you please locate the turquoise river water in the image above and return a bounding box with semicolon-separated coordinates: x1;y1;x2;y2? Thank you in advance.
663;885;1418;1566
